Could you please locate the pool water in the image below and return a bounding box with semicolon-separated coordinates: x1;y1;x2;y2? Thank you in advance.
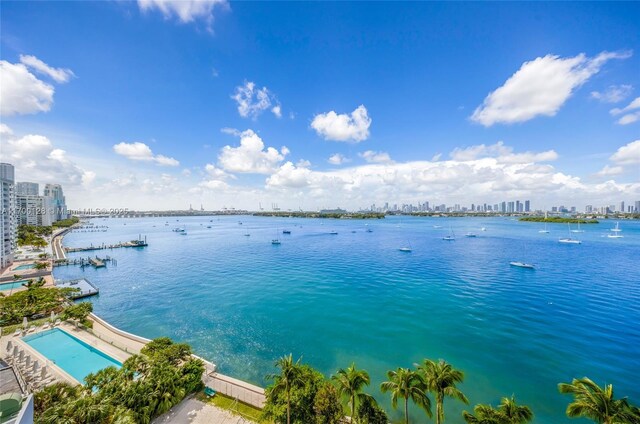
0;280;30;292
23;328;122;383
14;264;36;270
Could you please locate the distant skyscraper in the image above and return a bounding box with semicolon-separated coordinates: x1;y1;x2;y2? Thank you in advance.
635;200;640;213
524;200;530;212
16;195;55;226
585;205;593;213
620;201;625;213
16;182;39;196
43;183;68;221
1;163;16;269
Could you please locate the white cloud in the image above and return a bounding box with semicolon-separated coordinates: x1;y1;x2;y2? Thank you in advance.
591;84;633;103
311;105;372;142
231;81;281;119
610;140;640;165
328;153;349;165
595;165;624;177
471;50;632;126
449;141;558;163
266;161;312;188
137;0;226;31
218;129;288;174
0;60;54;116
1;126;92;186
359;150;392;163
113;142;180;166
610;97;640;125
19;55;75;83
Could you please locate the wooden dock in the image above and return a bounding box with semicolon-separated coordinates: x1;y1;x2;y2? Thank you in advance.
89;257;106;268
65;236;148;253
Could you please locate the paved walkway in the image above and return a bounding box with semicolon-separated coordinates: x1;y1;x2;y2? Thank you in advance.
153;396;255;424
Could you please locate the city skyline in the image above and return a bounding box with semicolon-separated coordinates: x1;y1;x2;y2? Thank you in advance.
1;1;639;210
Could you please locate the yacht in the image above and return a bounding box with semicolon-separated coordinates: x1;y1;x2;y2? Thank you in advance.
539;223;549;234
330;231;338;235
571;222;585;233
398;247;412;252
465;233;477;238
282;230;291;234
559;224;581;244
442;227;455;241
366;228;373;233
608;222;623;238
271;239;281;245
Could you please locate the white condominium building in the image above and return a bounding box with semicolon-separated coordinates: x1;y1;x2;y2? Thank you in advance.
1;163;17;270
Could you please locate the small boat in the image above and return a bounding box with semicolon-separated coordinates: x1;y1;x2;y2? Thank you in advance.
238;222;243;225
559;238;581;244
329;231;338;235
282;230;291;234
442;227;455;241
571;223;584;233
173;227;186;233
465;233;477;238
271;239;281;245
510;261;535;269
206;226;212;229
180;232;188;236
351;230;356;233
539;223;549;234
480;227;486;232
398;247;412;252
607;223;623;238
366;228;373;233
244;233;251;237
433;225;442;229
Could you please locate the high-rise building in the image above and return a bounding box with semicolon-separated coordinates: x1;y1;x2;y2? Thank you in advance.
16;195;55;226
1;163;17;270
636;201;640;213
507;201;515;213
585;205;593;213
524;200;530;212
43;183;68;221
620;201;625;213
16;182;39;196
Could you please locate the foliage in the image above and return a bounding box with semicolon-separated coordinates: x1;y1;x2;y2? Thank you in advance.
17;224;51;247
357;396;388;424
418;358;468;424
519;217;598;224
35;337;204;424
263;356;325;424
463;396;533;424
34;261;50;270
60;302;93;322
332;363;372;424
253;211;385;219
53;217;80;227
205;392;264;422
314;383;344;424
559;377;639;424
0;286;76;326
381;367;432;424
141;336;192;365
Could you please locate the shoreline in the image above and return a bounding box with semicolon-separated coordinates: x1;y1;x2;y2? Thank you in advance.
51;226;266;408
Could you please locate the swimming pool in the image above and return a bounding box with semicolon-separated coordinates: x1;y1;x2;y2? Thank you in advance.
0;280;29;292
14;263;36;270
23;328;122;383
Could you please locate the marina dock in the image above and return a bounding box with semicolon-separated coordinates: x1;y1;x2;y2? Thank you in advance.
65;236;148;253
55;278;100;299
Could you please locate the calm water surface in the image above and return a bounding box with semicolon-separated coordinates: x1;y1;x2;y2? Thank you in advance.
53;216;640;423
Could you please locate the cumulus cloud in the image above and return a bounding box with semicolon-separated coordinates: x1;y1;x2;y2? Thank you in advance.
1;126;93;186
218;129;288;174
610;140;640;165
0;61;54;116
113;142;180;166
449;141;558;163
471;50;632;126
232;81;281;119
19;55;75;83
359;150;392;163
594;165;624;177
137;0;226;31
610;97;640;125
328;153;349;165
311;105;371;142
591;84;633;103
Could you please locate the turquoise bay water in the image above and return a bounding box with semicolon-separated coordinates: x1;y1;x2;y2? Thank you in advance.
14;263;36;270
53;216;640;423
24;328;122;383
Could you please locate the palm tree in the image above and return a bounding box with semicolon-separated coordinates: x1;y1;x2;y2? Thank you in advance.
559;377;636;423
498;396;533;423
266;354;303;424
380;368;432;424
332;363;373;423
418;359;468;424
463;397;533;424
463;404;506;424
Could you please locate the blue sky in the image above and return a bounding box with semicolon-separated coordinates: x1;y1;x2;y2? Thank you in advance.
1;1;639;211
